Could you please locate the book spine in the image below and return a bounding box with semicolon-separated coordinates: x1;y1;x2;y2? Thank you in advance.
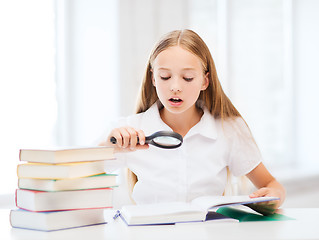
16;188;114;211
14;189;18;208
16;206;113;213
9;210;13;228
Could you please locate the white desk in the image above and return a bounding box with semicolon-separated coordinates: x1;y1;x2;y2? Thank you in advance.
1;208;319;240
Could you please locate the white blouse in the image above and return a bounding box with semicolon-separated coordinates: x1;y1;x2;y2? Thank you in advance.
105;103;262;205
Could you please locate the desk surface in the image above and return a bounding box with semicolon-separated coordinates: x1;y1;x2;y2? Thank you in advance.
1;208;319;240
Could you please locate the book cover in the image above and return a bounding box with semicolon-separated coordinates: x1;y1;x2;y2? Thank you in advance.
17;161;107;179
16;188;113;212
18;173;118;191
216;206;295;222
10;208;113;231
19;147;115;164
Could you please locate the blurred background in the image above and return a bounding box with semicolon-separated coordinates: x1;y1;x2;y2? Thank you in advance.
0;0;318;208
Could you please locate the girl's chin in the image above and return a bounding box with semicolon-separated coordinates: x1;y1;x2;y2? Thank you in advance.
162;104;194;115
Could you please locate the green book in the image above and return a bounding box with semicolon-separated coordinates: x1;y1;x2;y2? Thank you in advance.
216;207;295;222
18;173;118;191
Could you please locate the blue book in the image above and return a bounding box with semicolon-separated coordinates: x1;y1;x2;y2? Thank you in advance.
10;208;115;231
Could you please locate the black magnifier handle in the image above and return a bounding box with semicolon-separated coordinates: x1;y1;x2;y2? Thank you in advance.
110;136;144;144
110;137;117;144
109;131;183;149
110;133;166;145
110;135;153;144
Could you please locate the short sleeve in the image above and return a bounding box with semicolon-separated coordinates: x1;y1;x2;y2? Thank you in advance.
227;118;262;177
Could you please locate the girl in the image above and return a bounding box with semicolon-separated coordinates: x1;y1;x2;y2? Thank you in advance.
101;29;285;213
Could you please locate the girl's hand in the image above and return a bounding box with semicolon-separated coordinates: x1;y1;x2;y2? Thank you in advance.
248;187;281;215
103;127;149;152
246;163;286;215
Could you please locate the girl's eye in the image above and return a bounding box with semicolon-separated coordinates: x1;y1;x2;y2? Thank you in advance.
184;77;194;82
160;76;171;80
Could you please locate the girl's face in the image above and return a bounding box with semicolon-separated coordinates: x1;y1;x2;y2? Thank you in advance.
152;46;209;115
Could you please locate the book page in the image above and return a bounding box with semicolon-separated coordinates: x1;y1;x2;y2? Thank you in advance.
122;202;202;218
191;195;279;211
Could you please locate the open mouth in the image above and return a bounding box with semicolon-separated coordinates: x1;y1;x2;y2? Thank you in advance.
169;97;183;103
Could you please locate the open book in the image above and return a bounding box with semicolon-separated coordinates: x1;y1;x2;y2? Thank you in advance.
118;195;279;226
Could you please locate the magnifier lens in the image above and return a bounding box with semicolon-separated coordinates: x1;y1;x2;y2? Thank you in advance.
153;136;182;147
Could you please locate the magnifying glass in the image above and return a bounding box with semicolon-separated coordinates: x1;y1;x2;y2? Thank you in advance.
110;131;183;149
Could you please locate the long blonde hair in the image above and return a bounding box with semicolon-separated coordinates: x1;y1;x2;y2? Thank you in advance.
136;29;241;118
128;29;243;194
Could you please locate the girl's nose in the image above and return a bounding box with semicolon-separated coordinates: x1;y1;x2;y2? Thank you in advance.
170;78;182;92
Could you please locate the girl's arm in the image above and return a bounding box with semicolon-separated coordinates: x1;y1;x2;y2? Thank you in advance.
246;162;286;209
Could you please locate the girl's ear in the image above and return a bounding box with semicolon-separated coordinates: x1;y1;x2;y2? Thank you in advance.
201;72;209;91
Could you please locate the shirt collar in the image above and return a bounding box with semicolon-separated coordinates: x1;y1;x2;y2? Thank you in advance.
186;107;218;140
140;102;172;135
141;102;218;140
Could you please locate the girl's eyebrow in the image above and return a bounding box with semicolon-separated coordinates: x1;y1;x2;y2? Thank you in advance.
182;67;196;71
157;67;196;71
158;67;170;71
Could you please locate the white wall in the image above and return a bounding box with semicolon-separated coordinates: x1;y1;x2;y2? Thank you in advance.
117;0;189;116
294;0;319;169
55;0;119;146
1;0;319;206
60;0;319;172
0;0;56;194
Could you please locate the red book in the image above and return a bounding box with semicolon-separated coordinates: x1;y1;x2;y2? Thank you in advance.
16;188;113;212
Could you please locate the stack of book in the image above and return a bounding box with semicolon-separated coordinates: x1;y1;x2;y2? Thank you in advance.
10;147;117;231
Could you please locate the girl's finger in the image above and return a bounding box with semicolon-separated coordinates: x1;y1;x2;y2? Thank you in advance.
137;129;146;145
110;129;123;148
120;128;131;148
136;144;149;150
126;127;138;150
249;187;269;198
